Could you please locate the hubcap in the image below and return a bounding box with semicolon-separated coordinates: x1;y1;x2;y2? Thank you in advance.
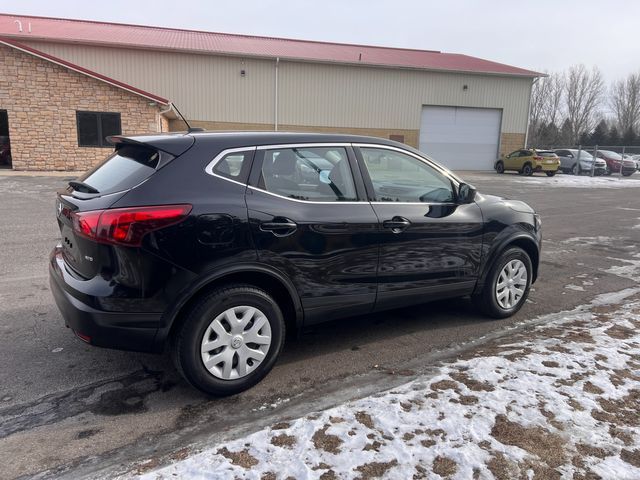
495;259;528;309
200;306;272;380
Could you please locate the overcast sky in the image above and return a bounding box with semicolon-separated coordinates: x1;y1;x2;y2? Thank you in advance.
2;0;639;82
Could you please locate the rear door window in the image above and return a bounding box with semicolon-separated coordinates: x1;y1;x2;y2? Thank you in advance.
258;147;357;202
76;144;169;195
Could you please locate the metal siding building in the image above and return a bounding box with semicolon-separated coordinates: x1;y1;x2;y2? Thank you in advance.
0;14;540;171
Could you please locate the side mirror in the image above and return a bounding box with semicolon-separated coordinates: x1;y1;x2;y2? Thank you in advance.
458;183;477;204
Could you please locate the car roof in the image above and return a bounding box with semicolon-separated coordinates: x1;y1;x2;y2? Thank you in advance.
112;130;417;158
119;131;404;147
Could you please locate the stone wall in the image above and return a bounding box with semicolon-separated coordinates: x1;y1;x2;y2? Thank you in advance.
500;132;526;157
0;44;164;171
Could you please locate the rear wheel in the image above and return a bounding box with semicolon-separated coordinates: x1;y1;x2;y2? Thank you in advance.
472;247;532;319
172;284;285;396
495;161;505;174
572;163;581;175
545;171;556;177
522;163;533;176
605;166;612;176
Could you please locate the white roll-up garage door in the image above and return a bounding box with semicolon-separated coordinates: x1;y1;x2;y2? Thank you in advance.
419;106;502;171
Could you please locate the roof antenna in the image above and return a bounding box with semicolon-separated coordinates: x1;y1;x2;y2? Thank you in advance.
170;102;203;133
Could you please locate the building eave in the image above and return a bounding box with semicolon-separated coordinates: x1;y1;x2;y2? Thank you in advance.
0;37;170;105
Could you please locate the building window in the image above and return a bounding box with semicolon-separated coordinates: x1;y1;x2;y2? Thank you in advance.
76;111;122;147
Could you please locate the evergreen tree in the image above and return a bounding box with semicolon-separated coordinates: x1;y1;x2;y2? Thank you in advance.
621;127;637;146
607;125;620;146
560;119;573;146
579;131;590;146
589;119;608;146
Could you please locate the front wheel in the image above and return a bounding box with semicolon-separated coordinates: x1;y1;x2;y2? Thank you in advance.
172;284;285;396
472;247;532;319
545;171;556;177
622;171;633;177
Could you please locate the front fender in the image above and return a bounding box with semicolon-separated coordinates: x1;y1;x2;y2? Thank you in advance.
474;224;541;295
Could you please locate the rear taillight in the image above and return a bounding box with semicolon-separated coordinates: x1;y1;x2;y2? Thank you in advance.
71;204;192;247
533;156;543;160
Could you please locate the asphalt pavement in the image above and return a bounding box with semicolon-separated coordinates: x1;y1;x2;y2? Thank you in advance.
0;170;639;479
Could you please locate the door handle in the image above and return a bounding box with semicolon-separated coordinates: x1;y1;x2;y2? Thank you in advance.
260;218;298;237
382;216;411;233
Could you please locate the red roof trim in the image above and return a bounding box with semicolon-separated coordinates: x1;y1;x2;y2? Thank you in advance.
0;13;542;77
0;12;444;55
0;37;170;104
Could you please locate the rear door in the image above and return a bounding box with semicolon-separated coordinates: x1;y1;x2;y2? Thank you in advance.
354;144;483;310
245;144;379;324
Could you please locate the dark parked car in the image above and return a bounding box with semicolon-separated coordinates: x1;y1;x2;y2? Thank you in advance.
50;132;541;395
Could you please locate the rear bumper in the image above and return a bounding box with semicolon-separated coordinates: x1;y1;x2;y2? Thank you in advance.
534;162;559;172
49;247;162;353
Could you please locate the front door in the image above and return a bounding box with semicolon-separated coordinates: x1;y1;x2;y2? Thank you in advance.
355;145;484;310
503;150;521;171
246;144;379;324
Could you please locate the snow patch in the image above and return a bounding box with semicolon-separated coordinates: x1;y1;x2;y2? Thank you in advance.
513;175;640;189
135;299;640;480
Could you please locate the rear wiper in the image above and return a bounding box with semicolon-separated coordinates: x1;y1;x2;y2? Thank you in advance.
68;180;100;194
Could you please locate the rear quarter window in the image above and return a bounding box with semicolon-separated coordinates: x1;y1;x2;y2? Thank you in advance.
77;144;170;195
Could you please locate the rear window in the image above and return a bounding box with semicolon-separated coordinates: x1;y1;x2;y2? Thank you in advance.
537;151;557;157
77;144;169;195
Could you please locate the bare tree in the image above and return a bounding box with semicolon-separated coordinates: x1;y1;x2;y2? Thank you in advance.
529;74;552;132
528;72;564;146
609;72;640;134
545;74;564;127
564;65;604;144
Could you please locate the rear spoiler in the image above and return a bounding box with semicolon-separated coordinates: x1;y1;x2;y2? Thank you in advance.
107;134;195;157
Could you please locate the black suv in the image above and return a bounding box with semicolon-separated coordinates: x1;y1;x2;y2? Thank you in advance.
50;132;541;395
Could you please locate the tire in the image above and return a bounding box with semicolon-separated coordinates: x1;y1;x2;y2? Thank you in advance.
605;166;612;176
495;161;505;174
622;171;633;177
172;284;285;396
545;171;556;177
522;163;533;176
472;247;532;319
572;163;581;175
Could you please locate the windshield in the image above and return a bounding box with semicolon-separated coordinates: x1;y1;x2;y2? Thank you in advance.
576;151;594;160
601;151;622;160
